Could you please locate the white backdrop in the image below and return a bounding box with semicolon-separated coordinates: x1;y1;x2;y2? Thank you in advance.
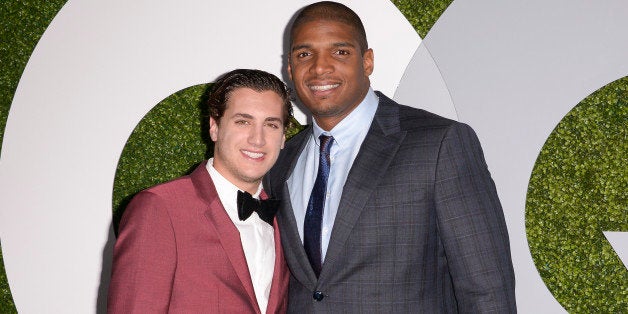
1;0;626;312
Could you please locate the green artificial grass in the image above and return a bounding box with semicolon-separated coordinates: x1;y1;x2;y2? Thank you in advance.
112;84;212;232
526;77;628;313
0;1;68;311
390;0;453;38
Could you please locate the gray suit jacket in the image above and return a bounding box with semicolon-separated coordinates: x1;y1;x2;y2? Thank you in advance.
265;92;516;313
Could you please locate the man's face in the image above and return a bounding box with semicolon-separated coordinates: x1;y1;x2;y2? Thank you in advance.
210;87;286;193
288;19;374;130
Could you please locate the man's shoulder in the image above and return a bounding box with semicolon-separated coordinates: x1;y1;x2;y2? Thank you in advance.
375;91;458;132
133;163;207;203
142;175;194;195
122;166;211;221
125;177;195;215
398;103;453;122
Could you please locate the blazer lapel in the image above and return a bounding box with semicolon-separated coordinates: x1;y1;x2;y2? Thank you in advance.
274;127;320;288
266;216;289;313
320;94;406;281
190;162;260;313
280;181;319;286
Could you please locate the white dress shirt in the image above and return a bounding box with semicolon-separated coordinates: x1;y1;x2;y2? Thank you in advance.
287;88;378;261
206;158;275;313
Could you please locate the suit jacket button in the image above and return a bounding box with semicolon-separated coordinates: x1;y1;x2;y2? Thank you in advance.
313;291;324;301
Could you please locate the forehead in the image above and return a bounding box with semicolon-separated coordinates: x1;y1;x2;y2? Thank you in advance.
224;87;283;115
291;20;359;46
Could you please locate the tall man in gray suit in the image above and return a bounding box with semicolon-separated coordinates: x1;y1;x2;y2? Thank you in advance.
265;1;517;312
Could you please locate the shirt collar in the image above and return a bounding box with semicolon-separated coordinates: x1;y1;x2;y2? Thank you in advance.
206;158;262;222
312;87;378;148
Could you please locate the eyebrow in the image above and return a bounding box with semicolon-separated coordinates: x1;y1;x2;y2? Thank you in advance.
333;42;356;48
291;43;311;52
265;117;283;123
233;113;254;119
291;41;356;52
233;113;283;123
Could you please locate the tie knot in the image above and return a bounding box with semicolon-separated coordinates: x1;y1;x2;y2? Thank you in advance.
319;135;333;154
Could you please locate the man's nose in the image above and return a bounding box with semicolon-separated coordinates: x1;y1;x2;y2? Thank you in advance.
311;54;333;75
248;125;266;147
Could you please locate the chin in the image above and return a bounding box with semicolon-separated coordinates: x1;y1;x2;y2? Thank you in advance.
240;171;266;183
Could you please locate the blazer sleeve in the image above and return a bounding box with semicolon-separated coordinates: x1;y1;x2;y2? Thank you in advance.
434;123;517;313
108;191;177;313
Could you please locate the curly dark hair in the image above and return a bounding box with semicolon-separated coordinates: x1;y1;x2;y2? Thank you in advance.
207;69;294;129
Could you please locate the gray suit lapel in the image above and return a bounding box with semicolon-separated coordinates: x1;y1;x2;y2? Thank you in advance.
320;94;406;281
275;127;320;288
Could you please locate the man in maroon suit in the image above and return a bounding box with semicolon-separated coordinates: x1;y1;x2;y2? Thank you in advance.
108;69;293;313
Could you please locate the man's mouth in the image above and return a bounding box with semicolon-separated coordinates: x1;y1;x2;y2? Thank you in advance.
242;150;264;159
309;84;340;92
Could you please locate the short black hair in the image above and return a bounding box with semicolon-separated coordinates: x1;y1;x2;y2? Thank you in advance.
290;1;368;53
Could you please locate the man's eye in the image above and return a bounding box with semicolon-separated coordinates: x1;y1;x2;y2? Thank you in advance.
296;52;310;58
265;122;280;129
235;120;249;125
335;50;349;55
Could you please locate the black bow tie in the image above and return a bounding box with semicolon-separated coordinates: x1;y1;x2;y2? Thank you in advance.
237;190;280;226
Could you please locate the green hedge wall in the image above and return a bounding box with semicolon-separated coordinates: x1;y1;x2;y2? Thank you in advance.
526;77;627;313
112;84;212;233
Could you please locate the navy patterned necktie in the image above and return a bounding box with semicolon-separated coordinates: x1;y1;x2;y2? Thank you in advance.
304;134;333;277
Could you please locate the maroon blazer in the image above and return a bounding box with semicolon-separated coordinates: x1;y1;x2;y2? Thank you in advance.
108;162;288;313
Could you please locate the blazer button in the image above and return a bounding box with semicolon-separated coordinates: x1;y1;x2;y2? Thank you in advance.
313;291;324;301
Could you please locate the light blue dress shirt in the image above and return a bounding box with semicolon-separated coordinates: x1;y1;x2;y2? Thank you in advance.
287;88;378;262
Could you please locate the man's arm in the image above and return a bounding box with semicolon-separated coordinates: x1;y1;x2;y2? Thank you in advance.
107;191;176;313
434;122;517;313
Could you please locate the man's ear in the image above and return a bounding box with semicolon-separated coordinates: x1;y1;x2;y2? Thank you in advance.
281;134;286;149
363;48;374;76
287;58;293;81
209;117;219;142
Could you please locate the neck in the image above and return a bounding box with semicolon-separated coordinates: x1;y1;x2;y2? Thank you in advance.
211;159;260;195
235;182;260;195
314;115;346;131
314;87;371;131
